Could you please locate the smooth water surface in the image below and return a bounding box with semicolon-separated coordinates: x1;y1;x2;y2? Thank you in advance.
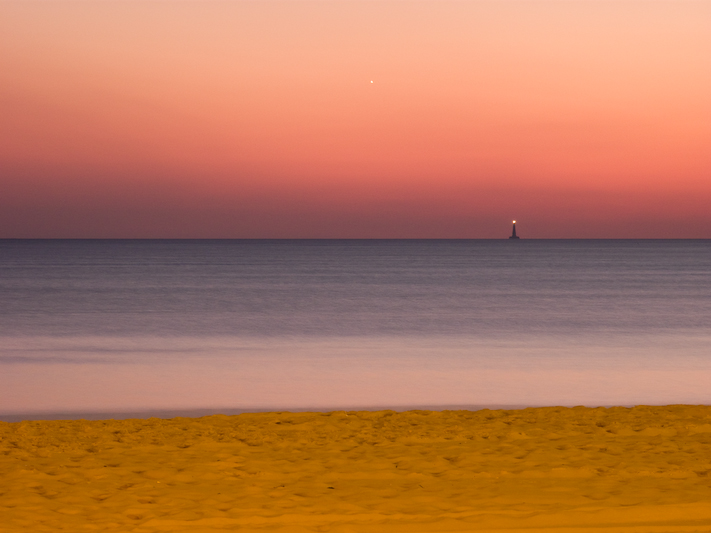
1;239;710;416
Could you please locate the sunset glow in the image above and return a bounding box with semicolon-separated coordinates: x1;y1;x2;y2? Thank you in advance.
1;1;710;238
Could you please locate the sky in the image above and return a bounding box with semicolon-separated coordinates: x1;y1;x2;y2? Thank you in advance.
1;1;710;238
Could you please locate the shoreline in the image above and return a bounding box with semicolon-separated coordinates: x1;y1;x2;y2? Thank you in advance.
0;404;537;423
6;402;669;423
3;405;711;531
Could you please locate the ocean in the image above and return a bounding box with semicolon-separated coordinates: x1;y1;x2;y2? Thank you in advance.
1;239;710;419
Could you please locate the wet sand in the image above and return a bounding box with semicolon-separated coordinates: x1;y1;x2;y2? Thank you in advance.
2;406;711;532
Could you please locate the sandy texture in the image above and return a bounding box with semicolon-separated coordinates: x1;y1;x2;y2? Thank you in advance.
2;406;711;532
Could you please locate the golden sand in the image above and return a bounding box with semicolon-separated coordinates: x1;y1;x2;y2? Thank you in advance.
2;406;711;532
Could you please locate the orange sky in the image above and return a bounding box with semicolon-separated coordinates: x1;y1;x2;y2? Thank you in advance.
1;1;710;238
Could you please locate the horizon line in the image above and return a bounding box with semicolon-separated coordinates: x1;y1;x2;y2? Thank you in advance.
1;237;710;242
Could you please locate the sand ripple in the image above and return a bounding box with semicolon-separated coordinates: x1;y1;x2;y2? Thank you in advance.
2;406;711;531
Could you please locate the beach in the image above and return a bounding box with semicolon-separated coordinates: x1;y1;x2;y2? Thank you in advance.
2;406;711;532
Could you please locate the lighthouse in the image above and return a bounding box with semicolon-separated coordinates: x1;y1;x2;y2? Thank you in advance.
509;220;520;239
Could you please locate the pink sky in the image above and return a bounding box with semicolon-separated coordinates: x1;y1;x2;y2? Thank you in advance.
1;1;710;238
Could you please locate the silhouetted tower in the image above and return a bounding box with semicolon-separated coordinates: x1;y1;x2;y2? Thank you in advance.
509;220;520;239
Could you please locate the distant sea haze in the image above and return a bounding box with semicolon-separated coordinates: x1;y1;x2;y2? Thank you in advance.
1;239;710;419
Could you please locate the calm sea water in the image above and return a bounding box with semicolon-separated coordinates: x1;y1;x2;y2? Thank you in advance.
1;239;710;417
